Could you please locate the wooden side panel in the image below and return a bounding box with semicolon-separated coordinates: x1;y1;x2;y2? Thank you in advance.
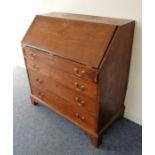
22;15;116;68
97;22;135;132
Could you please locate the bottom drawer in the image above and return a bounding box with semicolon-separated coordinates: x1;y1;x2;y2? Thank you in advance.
31;84;97;132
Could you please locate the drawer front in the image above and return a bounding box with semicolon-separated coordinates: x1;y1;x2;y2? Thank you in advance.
26;58;97;99
31;84;97;131
28;69;98;117
24;47;98;83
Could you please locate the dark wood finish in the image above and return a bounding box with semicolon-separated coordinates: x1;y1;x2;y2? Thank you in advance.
21;12;135;147
24;47;97;83
28;69;98;117
97;22;135;132
42;12;134;26
24;48;97;98
22;15;116;68
31;84;97;131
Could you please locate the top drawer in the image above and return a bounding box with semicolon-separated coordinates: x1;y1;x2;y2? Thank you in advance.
23;47;98;83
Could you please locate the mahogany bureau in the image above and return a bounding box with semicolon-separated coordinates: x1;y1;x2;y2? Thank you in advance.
21;12;135;147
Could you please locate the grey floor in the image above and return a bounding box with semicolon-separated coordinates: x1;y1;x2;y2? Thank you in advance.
13;66;142;155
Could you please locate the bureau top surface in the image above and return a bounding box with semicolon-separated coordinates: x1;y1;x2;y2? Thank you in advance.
42;12;132;26
22;12;133;68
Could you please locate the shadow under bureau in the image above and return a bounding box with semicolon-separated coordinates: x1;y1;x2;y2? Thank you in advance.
21;12;135;147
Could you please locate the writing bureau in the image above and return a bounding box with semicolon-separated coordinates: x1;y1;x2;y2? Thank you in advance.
21;12;135;147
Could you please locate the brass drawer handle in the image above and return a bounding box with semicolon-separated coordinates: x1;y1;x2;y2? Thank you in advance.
74;68;85;77
29;52;36;59
32;65;39;71
75;97;85;106
36;78;43;84
75;113;85;122
74;82;85;91
37;91;44;98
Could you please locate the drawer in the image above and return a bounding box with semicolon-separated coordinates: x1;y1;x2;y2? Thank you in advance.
24;47;98;83
26;58;97;99
31;84;97;132
28;69;98;117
